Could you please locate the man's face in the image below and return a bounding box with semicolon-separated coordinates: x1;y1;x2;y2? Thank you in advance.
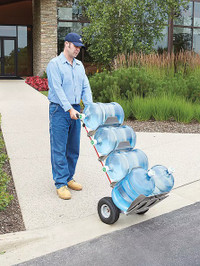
65;42;81;58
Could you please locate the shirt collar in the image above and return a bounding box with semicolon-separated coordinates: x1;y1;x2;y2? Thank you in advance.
59;52;81;67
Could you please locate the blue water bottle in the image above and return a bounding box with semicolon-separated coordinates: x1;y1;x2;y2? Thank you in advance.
124;149;148;172
112;167;155;213
82;102;124;130
99;102;124;125
103;151;129;183
150;165;174;195
103;149;148;183
92;125;136;155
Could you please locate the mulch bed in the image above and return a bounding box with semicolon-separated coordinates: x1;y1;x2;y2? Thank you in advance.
0;128;25;235
0;120;199;235
125;120;200;134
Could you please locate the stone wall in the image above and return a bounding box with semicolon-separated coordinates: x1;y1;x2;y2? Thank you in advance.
32;0;57;76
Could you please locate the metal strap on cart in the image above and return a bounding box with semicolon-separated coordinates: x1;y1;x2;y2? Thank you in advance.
98;141;132;162
126;192;169;214
87;117;121;137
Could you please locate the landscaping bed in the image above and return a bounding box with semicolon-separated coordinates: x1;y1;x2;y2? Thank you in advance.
125;119;200;134
0;126;25;235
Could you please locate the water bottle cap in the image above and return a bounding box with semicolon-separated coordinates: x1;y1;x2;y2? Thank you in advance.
102;166;110;172
168;167;175;174
79;113;86;120
148;169;155;177
91;139;97;145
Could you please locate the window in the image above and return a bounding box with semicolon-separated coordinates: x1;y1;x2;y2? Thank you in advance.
153;26;168;53
173;2;193;26
17;26;32;76
0;25;32;77
193;28;200;53
194;2;200;27
0;25;16;37
57;0;88;59
173;27;192;53
170;1;200;54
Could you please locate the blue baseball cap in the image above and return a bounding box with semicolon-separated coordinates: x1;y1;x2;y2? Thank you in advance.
64;32;84;47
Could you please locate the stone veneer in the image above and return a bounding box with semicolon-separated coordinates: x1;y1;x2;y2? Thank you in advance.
32;0;57;76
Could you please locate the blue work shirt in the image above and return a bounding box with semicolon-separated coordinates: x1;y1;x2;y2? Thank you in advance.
47;52;93;112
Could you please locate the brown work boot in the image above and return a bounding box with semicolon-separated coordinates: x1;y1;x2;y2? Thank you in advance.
68;180;82;191
57;186;71;200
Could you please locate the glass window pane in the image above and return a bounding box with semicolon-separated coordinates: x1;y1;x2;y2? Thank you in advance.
58;21;84;54
58;7;72;21
4;39;15;75
17;26;32;76
173;27;192;53
0;26;16;37
153;26;168;53
57;0;83;21
194;2;200;27
18;26;27;48
173;2;193;26
0;40;2;75
193;29;200;54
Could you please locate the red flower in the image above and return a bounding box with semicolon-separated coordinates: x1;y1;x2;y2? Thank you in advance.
25;76;49;91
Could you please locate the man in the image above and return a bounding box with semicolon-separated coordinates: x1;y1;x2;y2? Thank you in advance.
47;32;93;200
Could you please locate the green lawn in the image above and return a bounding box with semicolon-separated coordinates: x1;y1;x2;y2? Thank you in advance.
41;91;48;97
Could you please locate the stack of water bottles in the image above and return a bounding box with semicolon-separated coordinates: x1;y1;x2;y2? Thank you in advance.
80;102;174;213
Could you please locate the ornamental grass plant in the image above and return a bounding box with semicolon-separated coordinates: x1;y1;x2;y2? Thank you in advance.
114;51;200;78
115;95;199;123
194;105;200;123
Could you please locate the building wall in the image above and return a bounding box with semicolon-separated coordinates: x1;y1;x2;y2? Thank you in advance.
0;1;32;26
32;0;57;76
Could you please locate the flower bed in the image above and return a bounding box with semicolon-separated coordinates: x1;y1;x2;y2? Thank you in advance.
25;76;49;91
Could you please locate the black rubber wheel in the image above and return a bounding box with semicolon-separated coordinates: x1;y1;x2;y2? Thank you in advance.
98;197;120;224
136;209;149;215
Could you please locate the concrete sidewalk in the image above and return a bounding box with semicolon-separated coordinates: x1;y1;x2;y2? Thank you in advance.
0;80;200;265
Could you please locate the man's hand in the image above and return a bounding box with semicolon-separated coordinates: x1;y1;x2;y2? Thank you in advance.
68;108;79;120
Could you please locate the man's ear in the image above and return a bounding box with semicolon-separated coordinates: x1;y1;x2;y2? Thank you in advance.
65;41;69;48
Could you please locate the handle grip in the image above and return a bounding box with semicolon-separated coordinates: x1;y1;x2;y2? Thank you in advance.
76;113;85;120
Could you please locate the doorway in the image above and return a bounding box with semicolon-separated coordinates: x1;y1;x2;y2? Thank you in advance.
0;37;17;77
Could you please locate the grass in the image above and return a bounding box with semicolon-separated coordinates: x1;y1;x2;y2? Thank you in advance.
40;91;48;97
0;115;13;211
116;95;199;123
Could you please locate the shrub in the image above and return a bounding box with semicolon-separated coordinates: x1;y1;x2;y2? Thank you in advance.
0;116;13;211
89;65;200;103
